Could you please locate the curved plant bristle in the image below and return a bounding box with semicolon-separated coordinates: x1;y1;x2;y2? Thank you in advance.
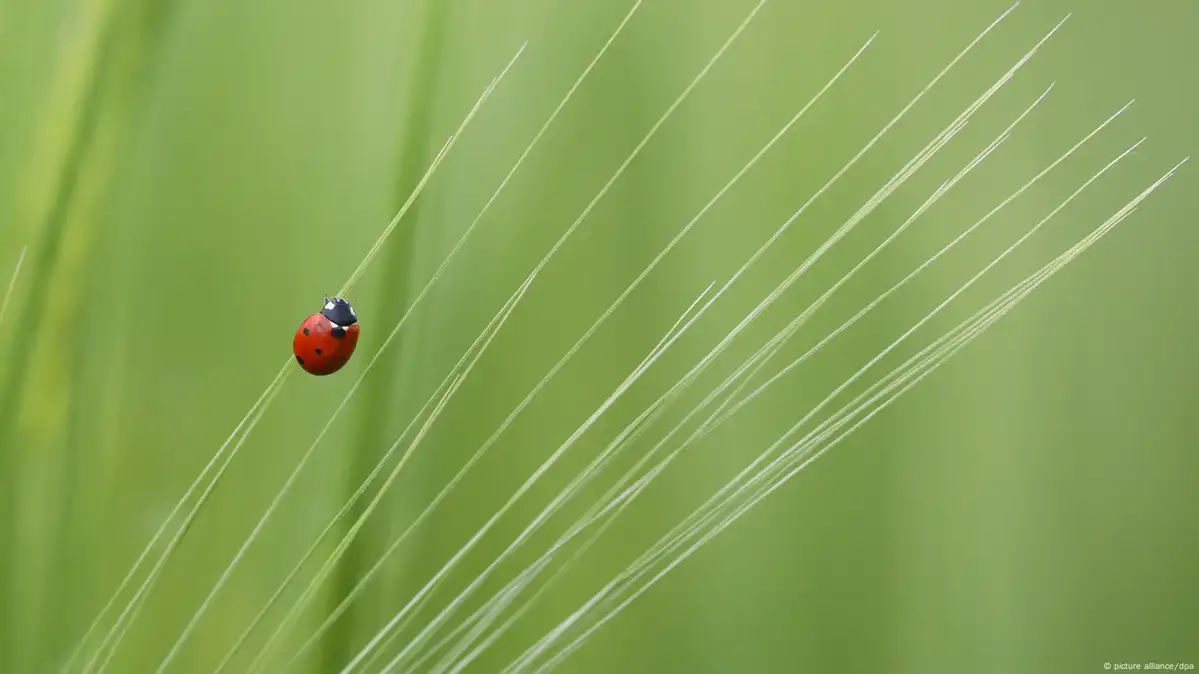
0;247;27;328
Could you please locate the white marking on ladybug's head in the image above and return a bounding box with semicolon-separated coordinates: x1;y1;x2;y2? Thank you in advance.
329;321;340;329
325;301;336;311
349;306;356;318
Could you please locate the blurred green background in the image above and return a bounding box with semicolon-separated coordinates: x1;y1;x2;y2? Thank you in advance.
1;0;1195;672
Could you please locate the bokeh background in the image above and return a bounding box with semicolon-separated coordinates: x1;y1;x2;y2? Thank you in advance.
0;0;1195;672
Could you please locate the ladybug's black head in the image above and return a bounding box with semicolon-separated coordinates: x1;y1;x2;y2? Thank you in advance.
321;297;358;327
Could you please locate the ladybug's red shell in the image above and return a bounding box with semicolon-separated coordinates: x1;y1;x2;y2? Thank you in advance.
293;313;360;376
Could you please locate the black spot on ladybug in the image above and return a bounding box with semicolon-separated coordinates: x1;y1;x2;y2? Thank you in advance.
331;327;346;339
339;354;347;362
296;356;305;366
315;348;323;356
303;328;310;336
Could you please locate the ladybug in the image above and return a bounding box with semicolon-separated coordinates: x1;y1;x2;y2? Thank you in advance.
293;297;360;376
